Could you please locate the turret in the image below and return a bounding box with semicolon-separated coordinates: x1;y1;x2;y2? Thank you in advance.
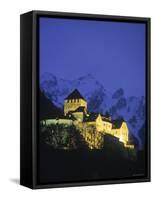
64;89;87;115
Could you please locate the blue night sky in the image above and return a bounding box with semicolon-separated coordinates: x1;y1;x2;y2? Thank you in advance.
39;17;146;97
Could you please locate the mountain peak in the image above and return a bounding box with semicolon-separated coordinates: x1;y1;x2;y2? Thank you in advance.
78;73;94;81
41;72;57;82
112;88;124;99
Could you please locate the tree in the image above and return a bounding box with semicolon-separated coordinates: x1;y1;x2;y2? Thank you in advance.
40;124;88;149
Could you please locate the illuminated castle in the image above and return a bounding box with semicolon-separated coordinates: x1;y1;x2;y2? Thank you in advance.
43;89;134;149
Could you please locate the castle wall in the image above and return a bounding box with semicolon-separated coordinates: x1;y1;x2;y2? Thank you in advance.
72;112;84;122
42;119;73;126
110;122;129;145
82;123;103;149
101;120;112;133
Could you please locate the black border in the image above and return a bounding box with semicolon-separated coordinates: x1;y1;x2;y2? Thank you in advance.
23;10;151;189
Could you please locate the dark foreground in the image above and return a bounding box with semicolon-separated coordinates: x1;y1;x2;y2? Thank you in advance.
38;140;147;185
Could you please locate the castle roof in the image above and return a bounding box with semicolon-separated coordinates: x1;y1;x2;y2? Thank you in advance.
65;89;86;100
73;106;85;112
112;119;125;129
101;116;112;123
67;114;78;121
83;113;99;122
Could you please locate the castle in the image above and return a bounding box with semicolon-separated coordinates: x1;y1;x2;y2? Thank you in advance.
42;89;134;149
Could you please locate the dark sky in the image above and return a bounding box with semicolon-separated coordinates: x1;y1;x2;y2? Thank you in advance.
39;17;146;97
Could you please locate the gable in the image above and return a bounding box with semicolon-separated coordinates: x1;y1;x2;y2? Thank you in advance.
65;89;86;101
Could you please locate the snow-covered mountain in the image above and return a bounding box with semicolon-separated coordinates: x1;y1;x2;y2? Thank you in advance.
40;72;145;149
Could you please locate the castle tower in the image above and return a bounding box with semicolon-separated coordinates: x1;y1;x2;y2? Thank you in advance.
64;89;87;115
